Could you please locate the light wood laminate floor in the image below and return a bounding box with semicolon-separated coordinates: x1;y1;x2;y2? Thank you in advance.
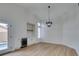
3;42;78;56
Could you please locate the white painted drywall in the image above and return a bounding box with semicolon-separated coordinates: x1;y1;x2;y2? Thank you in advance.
0;4;28;51
63;5;79;55
19;3;79;55
40;19;63;44
0;3;79;55
26;14;39;46
40;4;72;44
0;4;39;52
39;4;79;55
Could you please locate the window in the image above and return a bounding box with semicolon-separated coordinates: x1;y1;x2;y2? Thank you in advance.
0;23;8;50
37;22;41;39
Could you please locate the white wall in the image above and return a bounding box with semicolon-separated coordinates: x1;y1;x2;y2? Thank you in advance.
21;13;42;46
26;14;39;45
0;3;79;55
0;4;40;54
63;6;79;55
40;19;63;44
40;4;70;44
0;4;28;51
40;4;79;55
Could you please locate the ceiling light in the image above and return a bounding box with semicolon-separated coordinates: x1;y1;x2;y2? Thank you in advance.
46;6;53;27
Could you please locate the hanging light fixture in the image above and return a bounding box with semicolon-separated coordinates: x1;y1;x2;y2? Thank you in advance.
46;6;52;27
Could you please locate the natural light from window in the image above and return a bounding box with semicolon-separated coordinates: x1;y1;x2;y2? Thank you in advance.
37;22;40;39
0;23;8;50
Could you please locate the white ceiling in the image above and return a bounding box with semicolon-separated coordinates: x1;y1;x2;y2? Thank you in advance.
16;3;78;21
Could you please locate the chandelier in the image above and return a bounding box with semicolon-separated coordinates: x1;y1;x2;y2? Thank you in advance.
46;6;52;27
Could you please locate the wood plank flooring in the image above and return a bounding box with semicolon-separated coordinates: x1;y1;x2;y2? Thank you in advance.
3;42;78;56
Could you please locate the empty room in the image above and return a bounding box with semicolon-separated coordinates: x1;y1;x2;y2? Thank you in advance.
0;3;79;56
